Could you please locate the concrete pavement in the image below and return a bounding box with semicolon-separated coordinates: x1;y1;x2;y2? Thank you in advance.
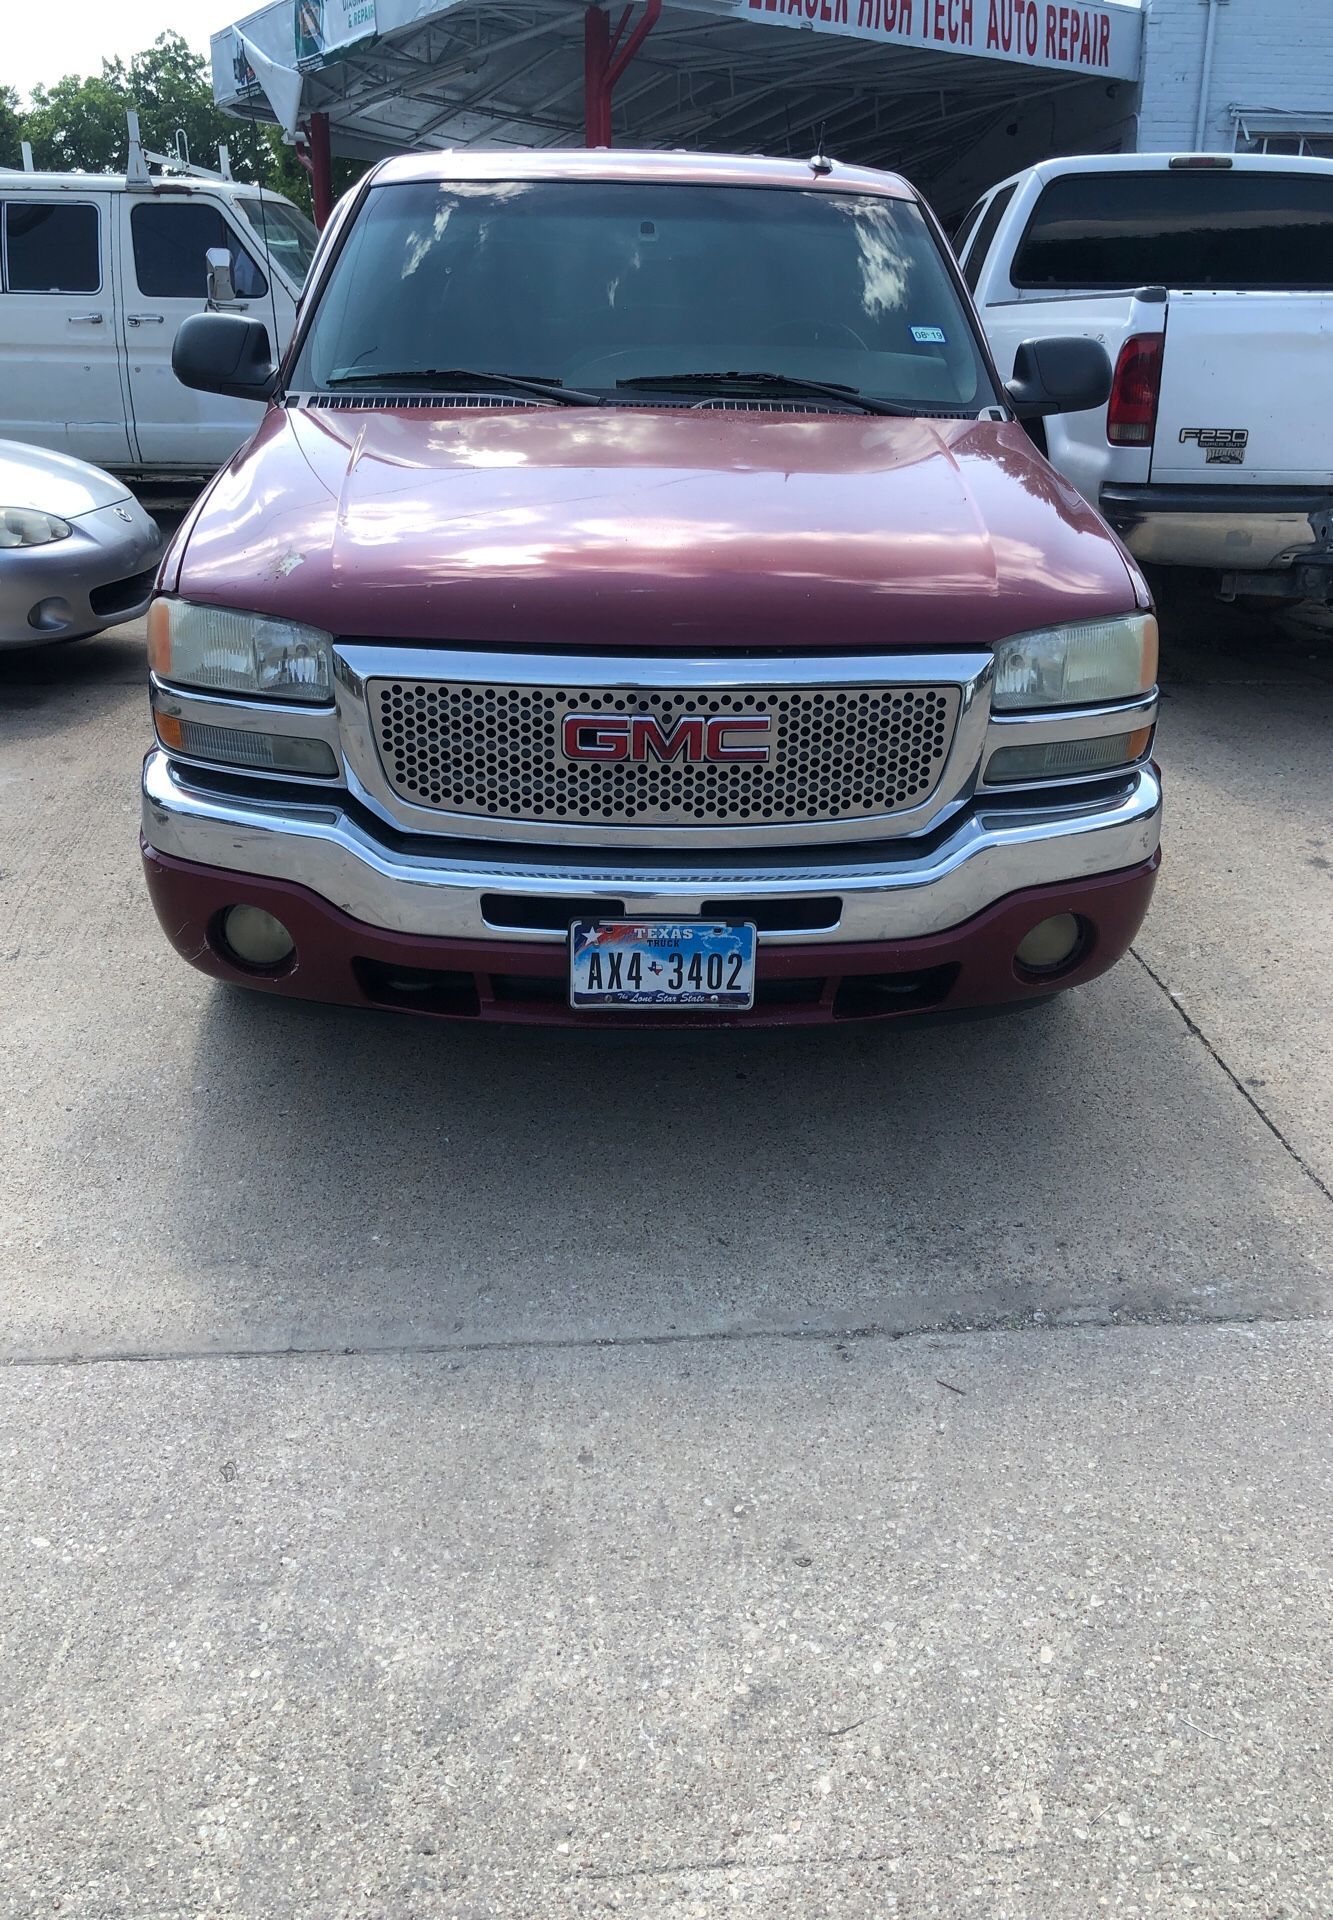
3;1325;1331;1918
1;604;1331;1916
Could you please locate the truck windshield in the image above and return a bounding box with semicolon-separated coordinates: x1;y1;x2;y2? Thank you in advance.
292;179;995;412
236;194;319;287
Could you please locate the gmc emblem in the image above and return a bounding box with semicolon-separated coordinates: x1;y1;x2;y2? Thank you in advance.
561;713;772;764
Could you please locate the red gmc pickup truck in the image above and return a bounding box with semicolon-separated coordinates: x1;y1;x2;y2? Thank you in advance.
142;149;1161;1025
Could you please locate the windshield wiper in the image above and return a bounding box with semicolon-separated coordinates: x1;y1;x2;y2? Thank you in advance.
614;370;916;417
325;367;602;407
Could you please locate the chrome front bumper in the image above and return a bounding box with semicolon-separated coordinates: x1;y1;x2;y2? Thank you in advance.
141;749;1162;947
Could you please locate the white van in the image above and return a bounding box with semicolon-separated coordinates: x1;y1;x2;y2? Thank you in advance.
0;167;316;483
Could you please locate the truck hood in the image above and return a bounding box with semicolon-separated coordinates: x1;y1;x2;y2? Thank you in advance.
171;403;1142;651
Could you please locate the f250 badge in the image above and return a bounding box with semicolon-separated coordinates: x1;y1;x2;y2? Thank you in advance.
1180;427;1249;466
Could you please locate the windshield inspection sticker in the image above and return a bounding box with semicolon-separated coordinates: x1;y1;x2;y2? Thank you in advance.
911;325;947;345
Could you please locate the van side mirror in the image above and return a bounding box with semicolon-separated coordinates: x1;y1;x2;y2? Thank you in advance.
1006;337;1111;417
173;311;278;403
205;246;238;308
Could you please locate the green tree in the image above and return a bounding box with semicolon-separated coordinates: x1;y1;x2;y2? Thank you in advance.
21;34;264;179
21;68;132;172
125;32;274;183
255;129;368;217
15;33;366;217
0;84;22;169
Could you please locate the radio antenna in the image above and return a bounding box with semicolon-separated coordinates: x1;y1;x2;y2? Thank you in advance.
254;130;285;381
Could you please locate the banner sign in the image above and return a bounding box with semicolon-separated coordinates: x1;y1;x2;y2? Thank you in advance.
690;0;1142;78
295;0;376;67
213;8;296;113
214;0;464;113
235;28;303;134
373;0;454;30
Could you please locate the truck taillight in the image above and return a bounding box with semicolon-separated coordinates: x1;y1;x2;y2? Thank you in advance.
1107;333;1164;447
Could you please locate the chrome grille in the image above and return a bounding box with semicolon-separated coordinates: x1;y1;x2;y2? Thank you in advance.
367;677;960;830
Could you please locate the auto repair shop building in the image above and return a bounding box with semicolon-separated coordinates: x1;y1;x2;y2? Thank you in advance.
213;0;1333;227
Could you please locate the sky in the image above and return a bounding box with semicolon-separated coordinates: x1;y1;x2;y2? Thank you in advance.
6;0;230;100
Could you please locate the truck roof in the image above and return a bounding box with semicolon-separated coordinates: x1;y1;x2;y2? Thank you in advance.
987;150;1333;194
370;147;915;200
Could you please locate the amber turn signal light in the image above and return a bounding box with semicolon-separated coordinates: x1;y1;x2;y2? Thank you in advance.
985;724;1154;785
146;597;172;676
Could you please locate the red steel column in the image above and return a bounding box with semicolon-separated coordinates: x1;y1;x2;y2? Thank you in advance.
308;110;334;230
584;0;659;148
584;6;612;148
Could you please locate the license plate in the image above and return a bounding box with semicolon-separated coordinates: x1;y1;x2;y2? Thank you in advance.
569;920;757;1012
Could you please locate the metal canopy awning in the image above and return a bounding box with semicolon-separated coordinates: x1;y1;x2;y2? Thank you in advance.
214;0;1142;217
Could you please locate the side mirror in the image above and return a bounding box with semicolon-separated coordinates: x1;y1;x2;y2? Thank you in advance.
206;246;238;308
173;311;278;404
1006;337;1112;417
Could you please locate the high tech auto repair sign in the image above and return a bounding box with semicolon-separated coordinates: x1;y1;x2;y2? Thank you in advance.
732;0;1142;77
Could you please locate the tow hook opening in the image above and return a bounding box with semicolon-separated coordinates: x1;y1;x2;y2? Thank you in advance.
353;959;482;1018
831;963;958;1020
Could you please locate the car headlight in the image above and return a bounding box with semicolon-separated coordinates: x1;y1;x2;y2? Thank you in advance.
991;613;1157;712
147;597;333;704
0;507;73;549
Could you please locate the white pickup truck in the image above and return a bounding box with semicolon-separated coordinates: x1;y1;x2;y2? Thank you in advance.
959;152;1333;625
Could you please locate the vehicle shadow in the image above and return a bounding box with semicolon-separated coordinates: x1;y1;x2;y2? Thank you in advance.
1150;568;1333;687
157;949;1326;1355
0;627;146;718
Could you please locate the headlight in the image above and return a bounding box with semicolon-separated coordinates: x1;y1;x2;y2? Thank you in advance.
991;613;1157;712
0;507;73;549
147;597;333;704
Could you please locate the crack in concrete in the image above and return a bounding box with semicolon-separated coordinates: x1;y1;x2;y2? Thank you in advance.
575;1847;915;1883
1130;946;1333;1209
3;1306;1330;1374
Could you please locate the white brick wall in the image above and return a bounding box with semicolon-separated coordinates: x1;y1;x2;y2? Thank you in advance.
1138;0;1333;151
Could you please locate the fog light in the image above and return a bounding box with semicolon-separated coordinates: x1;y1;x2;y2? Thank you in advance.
219;904;295;969
1015;913;1084;974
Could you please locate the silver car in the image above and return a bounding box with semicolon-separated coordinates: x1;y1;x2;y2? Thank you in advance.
0;440;162;649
